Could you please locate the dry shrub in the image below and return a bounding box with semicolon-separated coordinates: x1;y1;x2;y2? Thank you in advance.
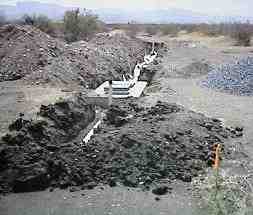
64;8;102;42
145;25;158;35
230;23;252;46
22;14;55;35
160;24;181;36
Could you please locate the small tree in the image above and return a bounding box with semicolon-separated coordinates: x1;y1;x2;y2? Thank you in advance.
34;14;54;34
79;10;100;39
63;9;80;42
22;14;34;25
63;8;100;42
231;22;252;47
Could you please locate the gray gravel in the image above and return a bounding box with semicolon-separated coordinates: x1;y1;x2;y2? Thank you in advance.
202;57;253;96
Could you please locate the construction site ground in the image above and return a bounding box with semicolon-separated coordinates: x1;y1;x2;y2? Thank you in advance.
1;33;253;215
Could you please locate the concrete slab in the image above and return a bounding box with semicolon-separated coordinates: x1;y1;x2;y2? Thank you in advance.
95;81;147;98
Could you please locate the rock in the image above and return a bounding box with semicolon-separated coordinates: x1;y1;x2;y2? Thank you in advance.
46;144;60;151
86;182;97;190
123;174;138;187
152;185;170;195
12;164;49;193
69;187;79;192
108;179;117;187
181;174;192;182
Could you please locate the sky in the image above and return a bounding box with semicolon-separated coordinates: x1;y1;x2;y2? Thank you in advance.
1;0;252;16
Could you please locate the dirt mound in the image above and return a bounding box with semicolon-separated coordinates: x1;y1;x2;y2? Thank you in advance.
167;60;211;79
0;24;147;88
0;100;242;193
202;57;253;95
86;102;241;187
25;33;146;88
0;24;64;82
0;95;95;193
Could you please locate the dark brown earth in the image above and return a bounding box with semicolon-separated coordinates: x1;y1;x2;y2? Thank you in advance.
0;98;243;194
0;94;95;193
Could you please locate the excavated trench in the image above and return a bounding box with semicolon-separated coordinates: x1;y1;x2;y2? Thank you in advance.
0;44;244;194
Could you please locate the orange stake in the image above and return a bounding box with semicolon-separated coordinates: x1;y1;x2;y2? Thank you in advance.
213;144;221;169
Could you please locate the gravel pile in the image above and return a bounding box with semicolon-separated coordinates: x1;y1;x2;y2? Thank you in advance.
202;57;253;95
0;100;242;193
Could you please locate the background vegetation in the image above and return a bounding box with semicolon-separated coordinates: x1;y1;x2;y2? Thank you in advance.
0;9;253;46
110;22;253;46
63;9;102;42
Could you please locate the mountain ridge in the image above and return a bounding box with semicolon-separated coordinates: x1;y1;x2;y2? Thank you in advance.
0;1;252;23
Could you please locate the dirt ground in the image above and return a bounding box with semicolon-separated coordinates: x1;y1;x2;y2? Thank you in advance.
1;33;253;214
0;80;72;136
141;39;253;153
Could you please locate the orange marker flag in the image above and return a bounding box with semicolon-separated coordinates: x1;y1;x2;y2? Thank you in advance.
213;144;221;169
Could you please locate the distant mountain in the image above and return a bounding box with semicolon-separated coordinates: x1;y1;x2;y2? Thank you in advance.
0;1;70;20
0;1;252;23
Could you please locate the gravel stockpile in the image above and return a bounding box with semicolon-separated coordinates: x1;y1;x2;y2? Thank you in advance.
0;24;64;82
202;57;253;95
0;100;242;193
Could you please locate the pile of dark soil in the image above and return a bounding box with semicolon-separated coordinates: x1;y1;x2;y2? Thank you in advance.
0;100;242;193
87;102;242;187
0;95;95;193
0;24;64;82
202;57;253;95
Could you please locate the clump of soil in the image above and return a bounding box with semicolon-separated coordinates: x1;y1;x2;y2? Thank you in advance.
0;100;242;193
0;24;64;82
152;185;171;195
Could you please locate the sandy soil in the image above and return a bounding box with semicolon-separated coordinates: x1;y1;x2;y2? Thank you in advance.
0;182;199;215
0;80;71;136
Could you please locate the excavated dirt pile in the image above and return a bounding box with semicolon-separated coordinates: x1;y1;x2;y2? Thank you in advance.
87;101;242;187
0;25;146;88
0;100;243;193
0;24;64;82
26;33;146;88
0;95;95;193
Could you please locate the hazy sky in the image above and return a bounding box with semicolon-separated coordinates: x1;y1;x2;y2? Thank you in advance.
1;0;252;16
